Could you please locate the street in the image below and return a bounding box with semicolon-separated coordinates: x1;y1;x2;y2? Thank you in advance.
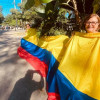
0;30;47;100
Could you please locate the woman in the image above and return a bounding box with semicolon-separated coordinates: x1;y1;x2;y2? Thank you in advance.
56;14;100;100
84;14;100;33
18;14;100;100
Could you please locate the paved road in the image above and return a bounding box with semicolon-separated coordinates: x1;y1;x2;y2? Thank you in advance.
0;30;47;100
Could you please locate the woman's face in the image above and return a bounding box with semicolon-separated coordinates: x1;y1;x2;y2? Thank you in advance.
85;16;99;33
26;24;30;29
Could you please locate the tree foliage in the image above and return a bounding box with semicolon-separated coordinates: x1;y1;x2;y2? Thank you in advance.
3;0;100;36
2;3;41;28
3;14;19;26
93;0;100;13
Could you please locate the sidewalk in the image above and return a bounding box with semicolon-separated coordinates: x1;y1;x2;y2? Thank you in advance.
0;30;47;100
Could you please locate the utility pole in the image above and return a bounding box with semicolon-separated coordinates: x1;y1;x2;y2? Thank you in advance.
14;0;18;31
21;0;24;30
14;0;16;9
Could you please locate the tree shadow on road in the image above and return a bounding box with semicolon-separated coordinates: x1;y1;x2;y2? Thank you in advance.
8;70;44;100
0;30;10;35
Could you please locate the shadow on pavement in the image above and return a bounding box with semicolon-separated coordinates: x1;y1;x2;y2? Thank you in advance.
0;30;10;35
8;70;44;100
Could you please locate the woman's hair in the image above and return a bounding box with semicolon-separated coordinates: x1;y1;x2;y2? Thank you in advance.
84;14;100;25
83;14;100;31
26;23;30;26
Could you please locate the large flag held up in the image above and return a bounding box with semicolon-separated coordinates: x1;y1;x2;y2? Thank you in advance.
18;28;100;100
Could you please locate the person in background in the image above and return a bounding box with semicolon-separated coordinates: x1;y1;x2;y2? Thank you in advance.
25;23;31;33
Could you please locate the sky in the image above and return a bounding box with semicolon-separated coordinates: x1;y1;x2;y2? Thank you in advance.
0;0;21;17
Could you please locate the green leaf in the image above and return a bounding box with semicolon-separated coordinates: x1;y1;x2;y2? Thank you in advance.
25;0;35;10
92;0;100;13
23;0;35;10
23;0;53;10
40;0;54;3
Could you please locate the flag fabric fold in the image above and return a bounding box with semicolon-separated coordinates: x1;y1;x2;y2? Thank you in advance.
18;29;100;100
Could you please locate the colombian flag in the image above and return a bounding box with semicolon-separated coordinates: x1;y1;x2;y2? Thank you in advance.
18;28;100;100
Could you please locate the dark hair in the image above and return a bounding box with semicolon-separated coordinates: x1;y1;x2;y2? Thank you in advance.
26;23;30;26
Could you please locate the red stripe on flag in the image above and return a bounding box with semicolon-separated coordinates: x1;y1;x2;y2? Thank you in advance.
48;93;60;100
18;47;48;77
